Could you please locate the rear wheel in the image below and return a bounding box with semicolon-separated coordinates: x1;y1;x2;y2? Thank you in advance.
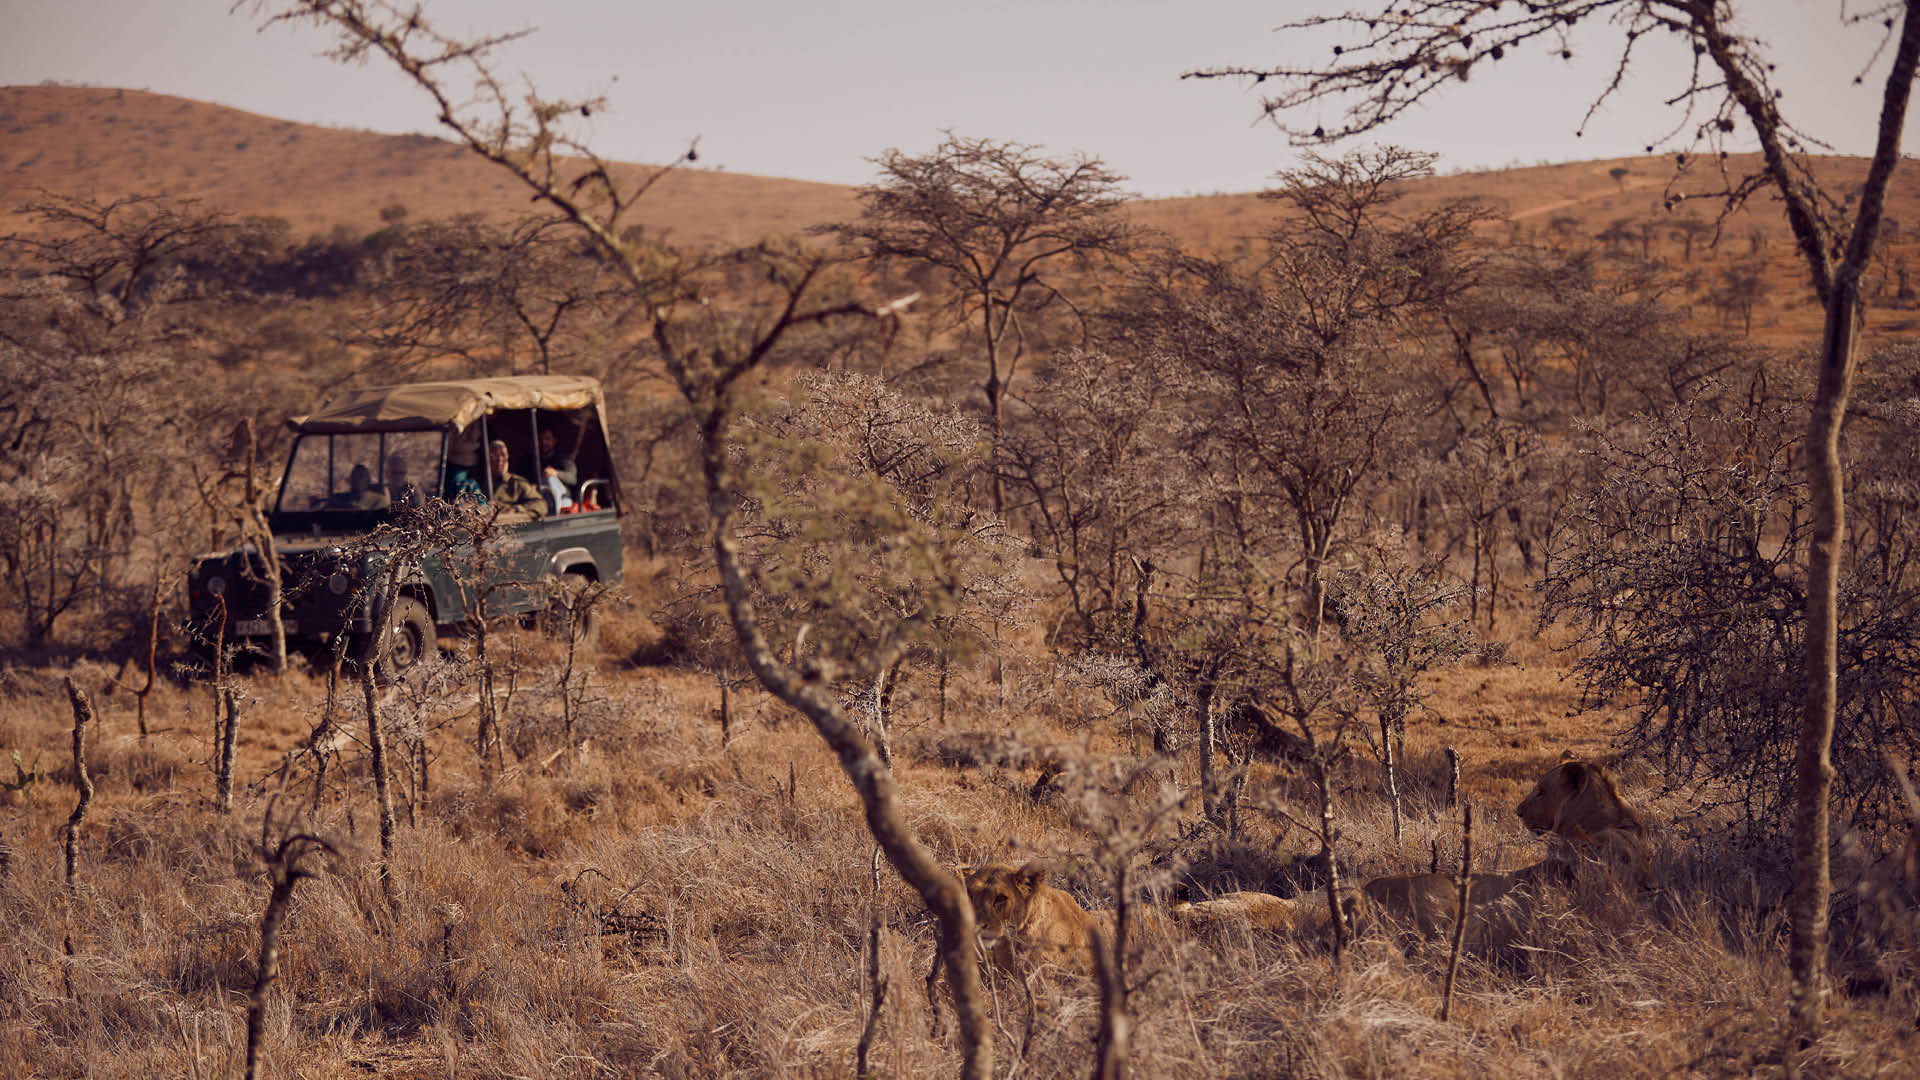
367;595;434;682
541;573;600;654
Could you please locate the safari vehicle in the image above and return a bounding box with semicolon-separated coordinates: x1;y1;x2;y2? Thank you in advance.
187;375;622;677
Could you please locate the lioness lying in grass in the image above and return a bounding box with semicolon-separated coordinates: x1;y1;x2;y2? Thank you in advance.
1364;759;1655;953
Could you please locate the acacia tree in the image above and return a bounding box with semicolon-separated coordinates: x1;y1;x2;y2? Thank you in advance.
822;135;1140;509
1670;214;1714;264
2;191;248;314
1428;247;1747;581
1711;260;1770;333
999;347;1195;648
1114;149;1482;633
1259;147;1490;354
1543;362;1920;847
1331;533;1475;841
724;369;1024;753
0;193;267;648
355;213;626;375
1192;0;1920;1038
1115;253;1388;635
264;3;995;1075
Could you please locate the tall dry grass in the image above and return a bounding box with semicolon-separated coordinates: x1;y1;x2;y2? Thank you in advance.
0;627;1915;1078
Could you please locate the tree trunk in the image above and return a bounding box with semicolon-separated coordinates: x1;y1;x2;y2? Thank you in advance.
1303;518;1335;639
218;687;240;814
238;418;287;674
62;678;94;890
363;663;397;912
1780;4;1920;1041
1092;860;1133;1080
62;677;96;996
1198;681;1219;826
1468;519;1482;627
1440;802;1473;1023
938;648;949;728
1788;284;1860;1037
1313;754;1347;972
246;835;333;1080
872;656;902;769
982;299;1006;515
1381;708;1403;843
135;573;159;743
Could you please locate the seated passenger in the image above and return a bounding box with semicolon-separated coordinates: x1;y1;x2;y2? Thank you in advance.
445;423;485;500
487;439;547;519
385;453;424;510
328;464;390;510
534;425;577;512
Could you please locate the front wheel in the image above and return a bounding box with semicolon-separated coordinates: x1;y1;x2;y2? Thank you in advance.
367;595;435;683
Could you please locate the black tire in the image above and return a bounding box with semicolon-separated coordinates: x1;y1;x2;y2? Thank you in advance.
368;595;435;683
542;573;600;653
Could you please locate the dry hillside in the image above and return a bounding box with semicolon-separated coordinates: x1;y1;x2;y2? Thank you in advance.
0;85;862;248
11;84;1920;338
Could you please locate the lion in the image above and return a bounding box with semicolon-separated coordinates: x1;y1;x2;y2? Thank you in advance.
1516;758;1653;888
1362;760;1655;956
1360;871;1533;952
1840;826;1920;997
1172;887;1366;937
961;865;1339;973
963;862;1100;974
1173;890;1306;932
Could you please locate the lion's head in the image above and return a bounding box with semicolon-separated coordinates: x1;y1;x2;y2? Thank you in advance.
1517;759;1644;838
964;862;1050;943
960;861;1101;973
1516;759;1651;886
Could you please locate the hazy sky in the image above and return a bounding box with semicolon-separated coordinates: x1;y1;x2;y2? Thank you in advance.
1;2;1903;198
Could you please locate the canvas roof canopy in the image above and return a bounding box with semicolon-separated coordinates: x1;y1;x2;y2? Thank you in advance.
290;375;604;433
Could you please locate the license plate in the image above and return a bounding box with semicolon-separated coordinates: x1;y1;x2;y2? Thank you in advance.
236;619;277;636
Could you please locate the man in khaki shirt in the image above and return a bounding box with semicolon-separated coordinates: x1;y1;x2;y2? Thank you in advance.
487;439;547;519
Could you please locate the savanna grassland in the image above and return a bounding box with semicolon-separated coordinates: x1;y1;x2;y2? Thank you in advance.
4;77;1920;1079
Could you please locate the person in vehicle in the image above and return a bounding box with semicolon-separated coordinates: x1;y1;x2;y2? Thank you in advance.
328;464;390;510
385;453;424;510
487;439;547;519
535;424;578;512
445;423;485;499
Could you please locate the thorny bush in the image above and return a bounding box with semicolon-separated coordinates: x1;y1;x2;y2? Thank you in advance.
1542;356;1920;853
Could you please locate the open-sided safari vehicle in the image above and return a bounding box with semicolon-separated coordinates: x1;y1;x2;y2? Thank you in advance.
187;375;623;678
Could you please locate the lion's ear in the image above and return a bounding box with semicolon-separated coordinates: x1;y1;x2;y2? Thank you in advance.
1016;864;1049;891
1561;761;1589;791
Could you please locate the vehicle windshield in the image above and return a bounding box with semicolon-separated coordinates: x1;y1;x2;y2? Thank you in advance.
277;431;444;514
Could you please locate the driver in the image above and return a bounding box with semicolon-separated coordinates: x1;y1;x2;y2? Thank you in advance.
328;464;390;510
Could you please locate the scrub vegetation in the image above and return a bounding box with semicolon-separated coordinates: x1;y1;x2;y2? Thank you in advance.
3;2;1920;1074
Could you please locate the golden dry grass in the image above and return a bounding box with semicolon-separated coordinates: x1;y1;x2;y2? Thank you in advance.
1;590;1915;1078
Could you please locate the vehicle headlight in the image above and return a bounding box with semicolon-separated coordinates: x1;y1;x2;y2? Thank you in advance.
328;572;352;596
205;574;227;597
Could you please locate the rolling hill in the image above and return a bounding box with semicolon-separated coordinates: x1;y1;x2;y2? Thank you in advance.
7;83;1920;345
